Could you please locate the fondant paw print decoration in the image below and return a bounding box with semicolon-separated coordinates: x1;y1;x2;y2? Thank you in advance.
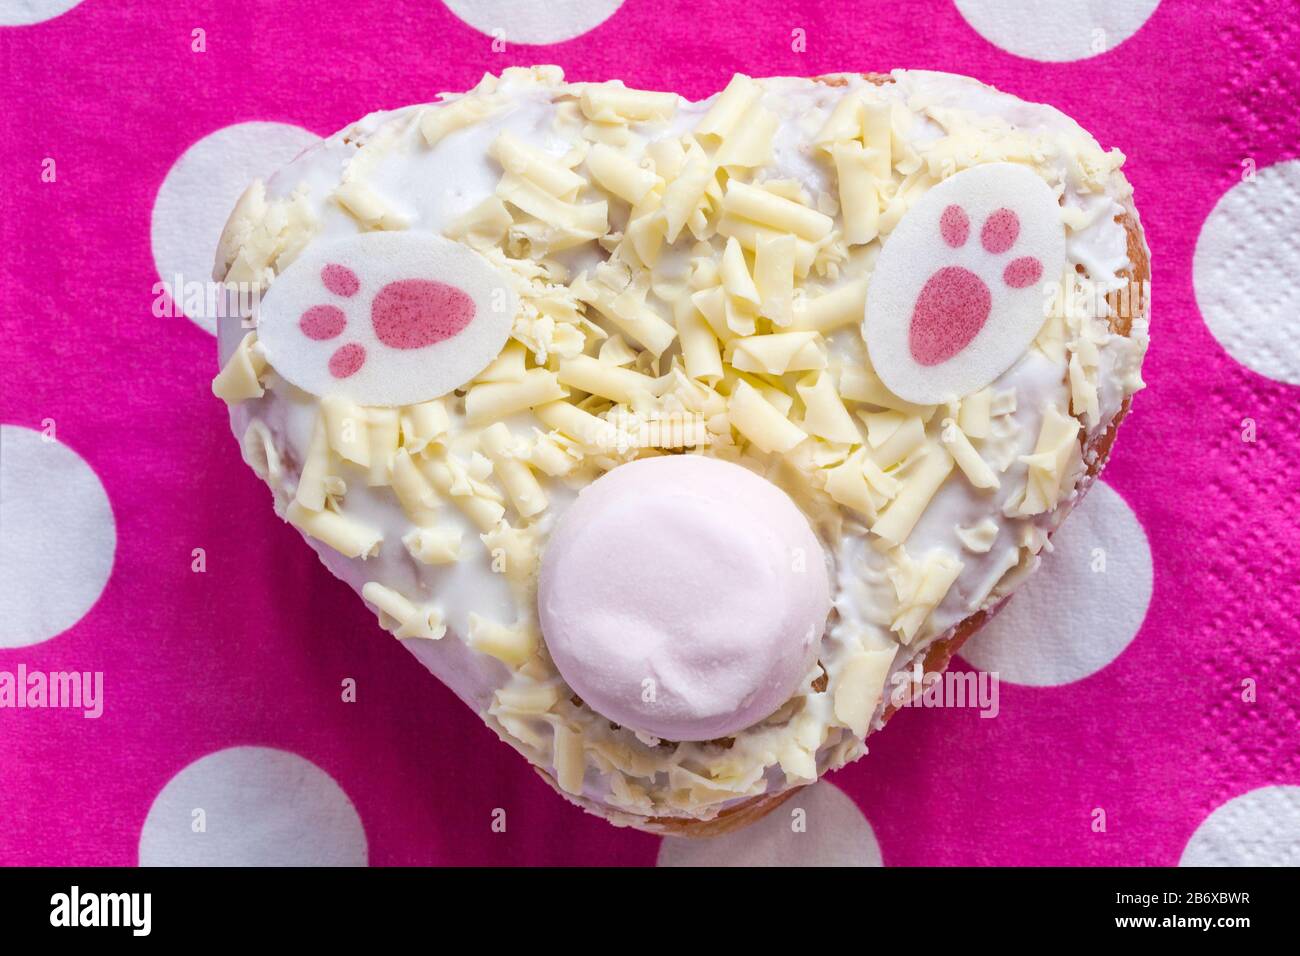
256;232;517;406
864;163;1066;404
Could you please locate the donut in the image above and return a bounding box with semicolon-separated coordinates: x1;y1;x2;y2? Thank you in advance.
212;67;1150;835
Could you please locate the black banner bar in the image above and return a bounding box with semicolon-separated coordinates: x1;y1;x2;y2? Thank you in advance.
0;866;1283;941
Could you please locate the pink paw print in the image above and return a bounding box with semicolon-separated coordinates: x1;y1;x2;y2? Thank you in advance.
909;205;1045;366
298;263;476;379
256;232;517;407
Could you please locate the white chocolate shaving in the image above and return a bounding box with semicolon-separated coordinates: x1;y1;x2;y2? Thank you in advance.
391;449;440;526
728;331;827;376
861;98;894;180
361;581;445;640
465;369;567;426
366;408;400;486
240;420;282;484
402;525;461;564
212;334;266;404
956;518;999;554
491;130;585;200
598;333;638;366
990;387;1018;416
888;547;963;643
957;388;992;439
399;399;450;454
660;138;713;243
286;501;381;558
822;448;898;520
533;400;610;448
814;92;863;148
557;354;658;405
646;137;685;179
674;294;724;382
579;82;677;123
444;195;512;250
834;647;897;736
572;272;677;356
333;181;409;231
420;96;501;146
716;215;818;278
496;173;608;249
529;432;580;476
321;395;370;467
1017;403;1081;516
832;141;880;246
495;680;562;716
871;445;954;546
720;236;761;306
215;179;317;286
468;614;539;667
697;74;761;140
420;455;506;533
295;414;332;511
840;363;935;419
722;180;833;242
796;372;860;444
551;723;586;795
754;233;796;325
692;284;754;339
967;544;1023;612
791;278;867;334
476;341;529;384
1068;349;1101;429
727;380;807;454
861;409;906;449
479;521;541;594
942;419;1000;490
867;414;926;468
730;370;793;416
714;100;778;168
481;423;548;518
586;143;659;204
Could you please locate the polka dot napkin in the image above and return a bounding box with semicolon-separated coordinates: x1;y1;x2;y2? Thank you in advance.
1;0;1296;867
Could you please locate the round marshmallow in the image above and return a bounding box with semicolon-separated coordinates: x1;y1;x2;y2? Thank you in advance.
537;455;831;742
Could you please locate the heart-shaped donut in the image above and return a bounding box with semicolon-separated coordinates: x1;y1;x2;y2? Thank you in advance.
212;66;1150;835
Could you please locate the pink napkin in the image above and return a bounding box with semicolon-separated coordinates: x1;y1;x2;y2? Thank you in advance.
1;0;1296;866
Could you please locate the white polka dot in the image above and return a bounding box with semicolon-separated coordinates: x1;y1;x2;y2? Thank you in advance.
442;0;625;45
1194;159;1300;385
1181;786;1300;866
151;122;320;335
958;481;1152;686
139;747;367;866
0;0;85;26
657;782;881;867
0;425;115;648
954;0;1160;62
